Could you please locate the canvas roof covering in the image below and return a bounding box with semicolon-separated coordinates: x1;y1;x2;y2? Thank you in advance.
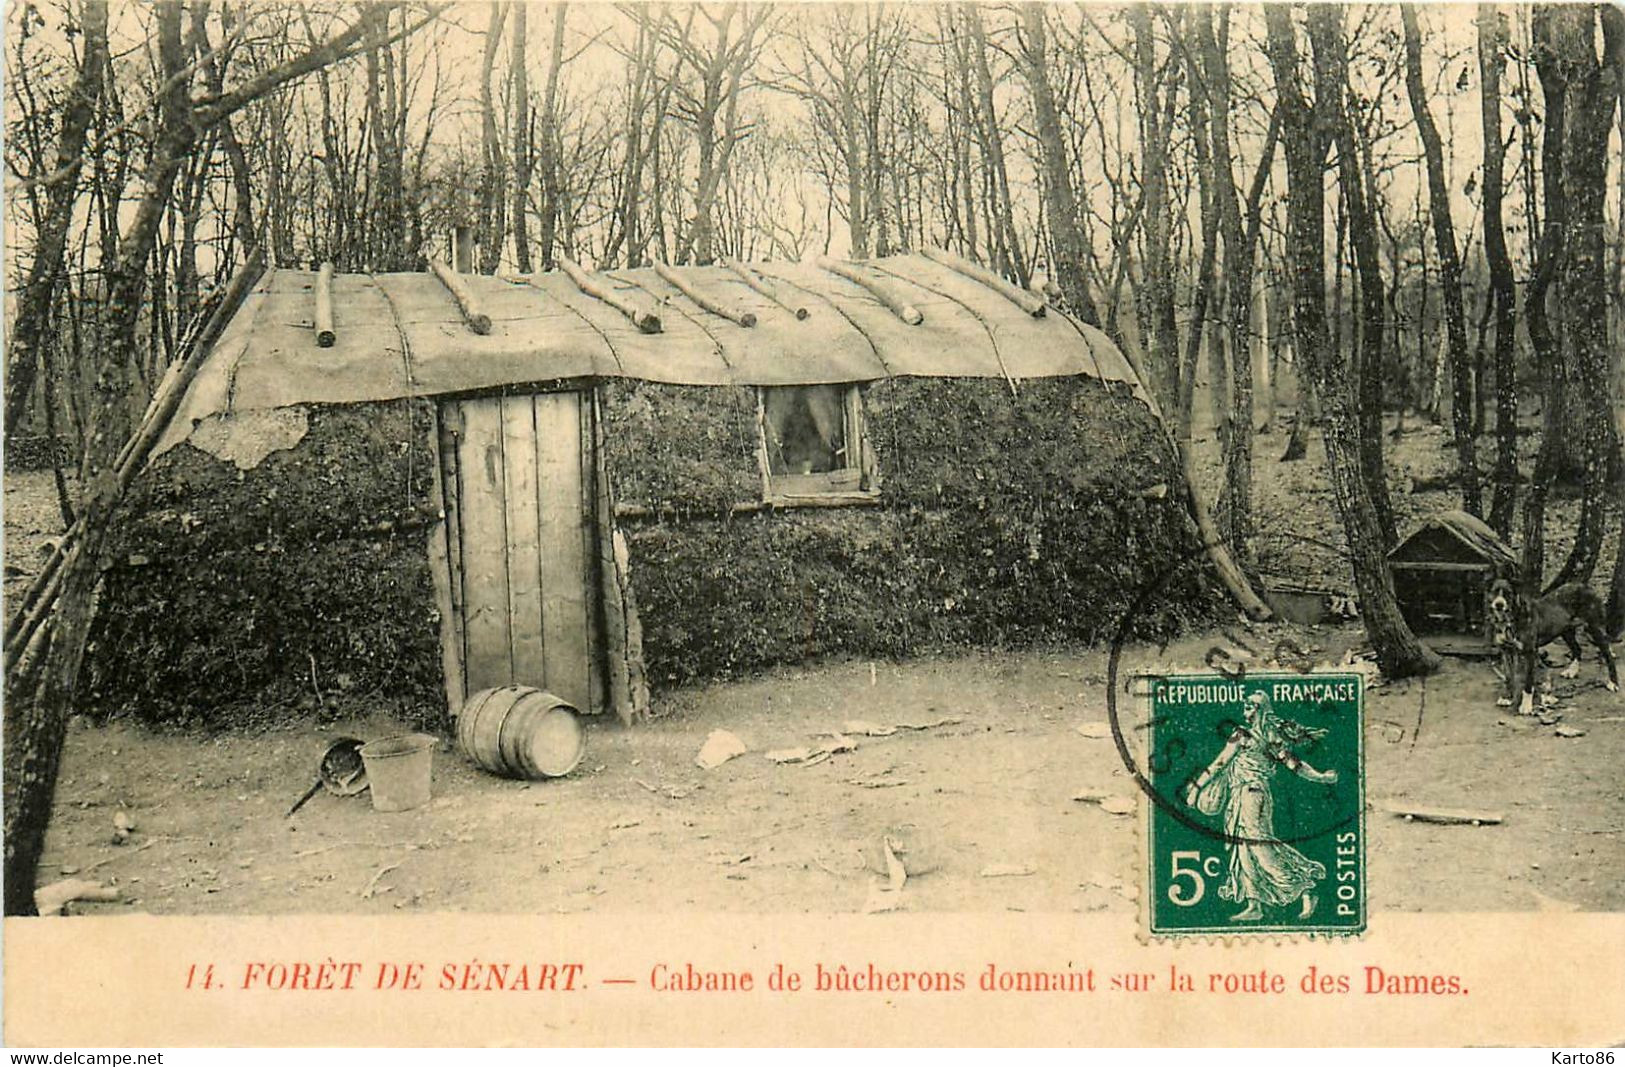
156;252;1149;455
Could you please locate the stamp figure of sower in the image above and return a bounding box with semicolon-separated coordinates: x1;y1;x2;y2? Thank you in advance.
1182;691;1339;922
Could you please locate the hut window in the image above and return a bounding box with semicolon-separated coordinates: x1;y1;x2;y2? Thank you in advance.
758;384;879;504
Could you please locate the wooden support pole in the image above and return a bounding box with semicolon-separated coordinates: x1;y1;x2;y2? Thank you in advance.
556;255;662;334
720;256;808;319
5;250;269;682
920;245;1047;318
652;261;756;327
814;255;924;325
314;261;336;347
427;258;493;335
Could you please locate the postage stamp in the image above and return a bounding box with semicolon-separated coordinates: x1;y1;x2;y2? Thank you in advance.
1142;671;1366;937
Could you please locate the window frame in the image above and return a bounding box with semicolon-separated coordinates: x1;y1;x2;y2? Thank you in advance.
754;383;881;507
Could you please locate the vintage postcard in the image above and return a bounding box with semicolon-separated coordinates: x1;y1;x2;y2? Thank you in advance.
3;0;1623;1049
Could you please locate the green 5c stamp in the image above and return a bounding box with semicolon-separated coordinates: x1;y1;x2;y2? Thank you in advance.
1143;672;1365;936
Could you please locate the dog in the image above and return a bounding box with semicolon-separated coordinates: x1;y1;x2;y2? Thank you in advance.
1486;577;1619;713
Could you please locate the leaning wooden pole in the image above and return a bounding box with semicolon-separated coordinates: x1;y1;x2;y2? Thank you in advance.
652;261;756;327
720;256;809;319
314;261;337;346
920;245;1047;317
5;250;267;916
5;251;269;683
1113;331;1273;622
814;255;924;325
556;255;662;333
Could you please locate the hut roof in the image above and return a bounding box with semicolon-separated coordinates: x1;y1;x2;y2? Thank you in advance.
1388;509;1519;570
156;253;1149;455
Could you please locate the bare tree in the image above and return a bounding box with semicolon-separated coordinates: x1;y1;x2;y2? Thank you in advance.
1325;7;1396;548
959;6;1026;283
1127;4;1179;416
1538;4;1622;591
477;2;509;273
1198;5;1279;570
4;0;108;441
1269;2;1439;679
1402;5;1481;516
662;5;772;265
507;2;531;271
1478;4;1520;537
1014;3;1100;324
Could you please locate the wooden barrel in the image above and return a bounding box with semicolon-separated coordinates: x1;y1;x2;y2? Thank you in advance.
457;686;584;780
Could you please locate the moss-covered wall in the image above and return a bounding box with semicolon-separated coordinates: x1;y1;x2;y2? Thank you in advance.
600;376;1220;688
84;400;443;727
86;376;1221;725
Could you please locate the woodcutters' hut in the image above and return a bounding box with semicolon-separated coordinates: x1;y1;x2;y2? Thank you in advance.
86;252;1218;726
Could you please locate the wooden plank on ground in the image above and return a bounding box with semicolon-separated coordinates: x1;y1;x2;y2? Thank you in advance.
501;394;547;687
456;396;514;692
1380;802;1506;825
536;391;591;710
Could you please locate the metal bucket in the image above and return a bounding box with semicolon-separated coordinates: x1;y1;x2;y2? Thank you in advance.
458;686;584;780
359;734;436;812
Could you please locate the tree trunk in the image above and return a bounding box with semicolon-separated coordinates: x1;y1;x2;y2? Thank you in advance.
508;2;532;273
1015;3;1101;326
1480;5;1521;538
964;8;1026;286
1179;16;1219;450
4;0;193;918
478;2;509;275
1403;6;1482;516
1323;17;1397;550
364;12;409;271
1542;5;1622;589
4;0;108;440
537;4;567;270
1199;7;1274;569
1131;4;1179;417
1270;3;1439;679
605;8;656;268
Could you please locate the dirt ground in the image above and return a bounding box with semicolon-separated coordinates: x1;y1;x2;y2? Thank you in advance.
27;631;1625;916
8;419;1625;916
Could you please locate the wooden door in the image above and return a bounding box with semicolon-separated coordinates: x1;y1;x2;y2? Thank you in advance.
434;391;604;714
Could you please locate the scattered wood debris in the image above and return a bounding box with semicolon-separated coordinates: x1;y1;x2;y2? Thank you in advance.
695;730;748;770
360;862;403;899
1072;790;1136;815
767;733;858;767
35;878;119;915
893;716;962;731
1381;803;1505;826
862;837;908;913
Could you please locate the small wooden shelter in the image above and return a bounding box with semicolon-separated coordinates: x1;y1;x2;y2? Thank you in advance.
1387;510;1519;655
89;251;1213;727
